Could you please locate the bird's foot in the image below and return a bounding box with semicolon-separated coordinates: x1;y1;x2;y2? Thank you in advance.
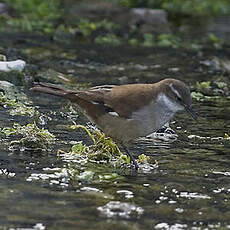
130;158;139;170
122;145;139;170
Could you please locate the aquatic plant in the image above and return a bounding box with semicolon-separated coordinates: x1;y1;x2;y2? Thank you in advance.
59;124;152;169
67;124;128;163
195;81;211;94
1;122;55;151
0;91;38;117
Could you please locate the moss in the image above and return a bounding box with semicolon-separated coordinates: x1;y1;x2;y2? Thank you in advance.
0;0;62;34
77;19;98;37
138;154;150;163
142;33;155;47
0;91;38;117
139;33;181;48
1;122;55;151
195;81;211;94
95;33;121;46
68;125;125;162
129;38;139;46
157;34;180;48
58;124;153;179
208;33;223;49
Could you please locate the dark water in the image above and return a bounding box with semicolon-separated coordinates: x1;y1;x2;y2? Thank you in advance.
0;33;230;230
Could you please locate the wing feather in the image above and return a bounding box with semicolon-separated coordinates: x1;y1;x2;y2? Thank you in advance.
73;84;155;118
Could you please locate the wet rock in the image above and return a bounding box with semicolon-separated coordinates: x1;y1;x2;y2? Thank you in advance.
0;60;26;72
129;8;170;33
0;54;6;61
0;80;14;89
200;57;230;74
0;80;32;103
221;59;230;74
200;58;221;72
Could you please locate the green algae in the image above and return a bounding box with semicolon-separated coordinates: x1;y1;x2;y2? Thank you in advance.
0;91;38;117
66;124;128;164
195;81;212;94
192;78;230;102
137;154;150;164
95;33;121;46
1;122;55;151
57;124;153;183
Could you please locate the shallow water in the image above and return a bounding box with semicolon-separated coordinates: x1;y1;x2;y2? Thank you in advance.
0;33;230;230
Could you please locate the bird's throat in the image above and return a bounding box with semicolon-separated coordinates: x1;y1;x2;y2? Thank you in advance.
156;93;184;113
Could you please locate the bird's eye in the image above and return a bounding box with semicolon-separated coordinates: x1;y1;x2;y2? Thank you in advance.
176;96;182;101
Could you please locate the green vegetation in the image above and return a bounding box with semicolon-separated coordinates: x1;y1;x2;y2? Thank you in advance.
192;79;229;101
60;124;151;168
195;81;212;95
95;33;121;45
1;122;55;151
76;19;118;37
1;0;62;34
157;34;180;48
142;33;155;47
0;91;38;117
0;0;229;48
208;33;223;49
118;0;230;17
56;124;155;183
66;124;129;164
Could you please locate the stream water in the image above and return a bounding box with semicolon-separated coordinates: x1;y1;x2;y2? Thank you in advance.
0;32;230;230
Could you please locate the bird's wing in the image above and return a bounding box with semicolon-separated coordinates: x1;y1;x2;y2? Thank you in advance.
71;85;117;114
74;84;155;118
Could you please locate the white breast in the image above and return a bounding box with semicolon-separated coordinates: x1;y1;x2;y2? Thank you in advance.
157;93;184;112
131;93;184;136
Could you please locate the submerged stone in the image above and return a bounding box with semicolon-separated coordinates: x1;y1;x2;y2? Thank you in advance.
0;59;26;72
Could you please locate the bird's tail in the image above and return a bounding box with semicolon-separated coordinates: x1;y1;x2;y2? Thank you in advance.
30;82;76;97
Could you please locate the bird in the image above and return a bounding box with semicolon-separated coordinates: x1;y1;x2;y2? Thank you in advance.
30;78;197;170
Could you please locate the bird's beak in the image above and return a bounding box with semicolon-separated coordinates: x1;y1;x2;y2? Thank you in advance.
185;105;197;121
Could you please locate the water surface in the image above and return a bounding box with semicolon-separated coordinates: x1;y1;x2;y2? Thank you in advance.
0;33;230;230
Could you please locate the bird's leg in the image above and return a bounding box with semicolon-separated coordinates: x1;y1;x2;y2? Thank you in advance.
122;145;139;170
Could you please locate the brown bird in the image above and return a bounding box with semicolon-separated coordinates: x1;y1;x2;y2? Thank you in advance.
30;78;197;170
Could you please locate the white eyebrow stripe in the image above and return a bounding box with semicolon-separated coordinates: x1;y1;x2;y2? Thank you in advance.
91;101;100;105
169;83;181;99
90;88;111;92
108;111;119;116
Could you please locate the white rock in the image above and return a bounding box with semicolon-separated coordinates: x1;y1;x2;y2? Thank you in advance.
0;59;26;72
